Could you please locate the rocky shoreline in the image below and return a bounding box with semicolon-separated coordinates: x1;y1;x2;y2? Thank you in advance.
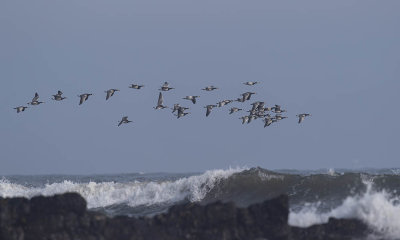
0;193;371;240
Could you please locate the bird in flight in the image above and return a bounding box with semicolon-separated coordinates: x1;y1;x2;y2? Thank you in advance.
27;93;44;106
297;113;311;124
205;104;217;117
14;106;28;113
129;84;144;89
52;91;66;101
183;95;200;104
202;86;218;91
105;89;120;100
159;82;174;91
78;93;93;105
118;116;132;126
244;81;258;86
229;107;242;114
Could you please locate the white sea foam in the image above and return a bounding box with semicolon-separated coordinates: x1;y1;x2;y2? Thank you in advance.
257;171;284;181
289;182;400;239
0;167;245;209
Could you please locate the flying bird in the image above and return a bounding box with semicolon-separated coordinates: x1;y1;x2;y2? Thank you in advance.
176;107;190;119
129;84;144;89
217;100;233;107
205;104;217;117
183;96;199;104
52;91;66;101
118;116;132;126
263;115;274;128
244;81;258;86
272;105;286;114
241;92;256;102
105;89;119;100
297;113;311;124
78;93;92;105
274;114;288;121
14;106;28;113
27;93;44;105
202;86;218;91
229;107;242;114
159;82;174;91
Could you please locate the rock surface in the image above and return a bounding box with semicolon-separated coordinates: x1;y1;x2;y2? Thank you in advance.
0;193;370;240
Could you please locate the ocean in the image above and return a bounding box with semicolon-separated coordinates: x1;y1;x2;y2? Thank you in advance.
1;167;400;239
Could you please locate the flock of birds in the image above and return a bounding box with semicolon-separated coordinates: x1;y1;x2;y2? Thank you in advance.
13;81;311;127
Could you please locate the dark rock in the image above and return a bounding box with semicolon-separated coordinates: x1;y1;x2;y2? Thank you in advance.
0;193;372;240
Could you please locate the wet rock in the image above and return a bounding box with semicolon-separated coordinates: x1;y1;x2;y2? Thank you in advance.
0;193;370;240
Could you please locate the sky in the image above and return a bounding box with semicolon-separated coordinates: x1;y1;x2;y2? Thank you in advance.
0;0;399;174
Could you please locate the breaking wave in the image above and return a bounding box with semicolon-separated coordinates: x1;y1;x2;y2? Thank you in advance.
0;167;245;209
289;182;400;239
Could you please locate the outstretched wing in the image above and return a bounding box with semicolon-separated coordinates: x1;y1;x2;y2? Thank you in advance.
298;116;304;124
206;107;211;117
106;90;112;100
79;95;85;105
32;92;39;102
157;92;163;106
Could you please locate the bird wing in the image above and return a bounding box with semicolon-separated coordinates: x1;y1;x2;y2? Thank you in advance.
79;95;85;105
206;107;211;116
178;107;184;115
122;116;128;121
118;120;123;126
32;93;39;102
298;116;304;124
157;92;163;106
246;94;252;101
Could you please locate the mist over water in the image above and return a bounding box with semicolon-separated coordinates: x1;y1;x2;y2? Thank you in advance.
1;167;400;239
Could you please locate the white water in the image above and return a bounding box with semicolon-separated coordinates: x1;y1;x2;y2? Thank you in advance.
0;167;245;208
289;182;400;239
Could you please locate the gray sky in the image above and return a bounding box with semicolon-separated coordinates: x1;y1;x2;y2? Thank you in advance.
1;0;399;174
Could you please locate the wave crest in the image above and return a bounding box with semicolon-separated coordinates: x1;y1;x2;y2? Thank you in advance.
0;167;246;209
289;182;400;239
